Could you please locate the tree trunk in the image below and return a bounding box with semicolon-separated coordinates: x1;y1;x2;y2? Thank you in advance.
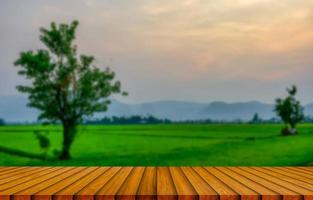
59;121;76;160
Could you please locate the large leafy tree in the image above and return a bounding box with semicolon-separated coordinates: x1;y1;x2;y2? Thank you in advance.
274;85;304;135
15;21;126;159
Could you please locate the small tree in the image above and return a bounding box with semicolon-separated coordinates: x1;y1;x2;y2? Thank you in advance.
250;113;261;124
0;118;5;126
274;85;304;135
14;21;126;159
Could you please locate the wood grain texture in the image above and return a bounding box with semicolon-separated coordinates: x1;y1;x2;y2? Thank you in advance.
0;167;312;200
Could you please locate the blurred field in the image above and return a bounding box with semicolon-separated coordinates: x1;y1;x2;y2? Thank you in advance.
0;124;312;166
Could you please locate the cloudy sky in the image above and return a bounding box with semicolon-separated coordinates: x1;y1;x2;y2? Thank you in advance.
0;0;312;104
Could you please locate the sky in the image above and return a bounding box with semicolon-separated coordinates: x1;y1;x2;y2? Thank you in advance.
0;0;312;104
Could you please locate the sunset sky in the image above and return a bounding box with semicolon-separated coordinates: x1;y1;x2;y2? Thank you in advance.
0;0;312;104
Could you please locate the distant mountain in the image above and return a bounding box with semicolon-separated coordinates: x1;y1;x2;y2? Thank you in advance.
305;103;313;116
0;95;312;123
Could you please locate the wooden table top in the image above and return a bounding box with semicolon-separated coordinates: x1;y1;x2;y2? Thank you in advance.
0;167;312;200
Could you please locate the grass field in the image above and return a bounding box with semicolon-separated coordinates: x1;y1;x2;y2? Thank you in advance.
0;124;313;166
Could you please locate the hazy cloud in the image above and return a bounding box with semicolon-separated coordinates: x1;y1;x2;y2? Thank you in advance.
0;0;312;103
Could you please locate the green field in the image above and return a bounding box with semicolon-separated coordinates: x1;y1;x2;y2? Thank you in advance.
0;124;313;166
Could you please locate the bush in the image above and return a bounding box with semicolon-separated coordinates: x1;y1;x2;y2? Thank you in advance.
34;131;50;158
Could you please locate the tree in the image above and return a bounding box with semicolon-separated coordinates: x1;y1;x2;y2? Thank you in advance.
274;85;304;135
14;21;126;159
250;113;261;124
0;118;5;126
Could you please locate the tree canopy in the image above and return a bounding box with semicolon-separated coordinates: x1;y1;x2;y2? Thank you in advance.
14;21;126;159
274;85;304;135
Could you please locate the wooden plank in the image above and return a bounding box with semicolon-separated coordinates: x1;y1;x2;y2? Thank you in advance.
243;168;313;197
205;167;258;200
157;167;177;200
53;167;109;200
116;167;145;200
0;167;26;176
0;167;57;191
0;168;13;173
180;167;218;200
169;167;197;200
192;167;239;200
76;167;121;200
12;167;79;200
299;168;313;172
265;167;313;185
231;167;301;200
95;167;133;200
277;167;313;180
286;168;313;177
222;167;279;200
33;167;95;200
252;167;313;191
137;167;157;200
0;167;42;183
1;167;81;200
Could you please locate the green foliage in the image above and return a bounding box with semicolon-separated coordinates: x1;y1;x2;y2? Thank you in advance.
14;21;126;159
275;85;304;135
34;130;50;159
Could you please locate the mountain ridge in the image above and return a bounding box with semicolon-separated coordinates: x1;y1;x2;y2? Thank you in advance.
1;95;311;123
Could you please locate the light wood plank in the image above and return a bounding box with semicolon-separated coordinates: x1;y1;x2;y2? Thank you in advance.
244;168;313;196
76;167;121;200
13;167;78;200
253;167;313;191
192;167;239;200
231;167;301;200
277;167;313;180
0;167;57;192
206;167;258;200
157;167;177;200
286;168;313;177
53;167;109;200
0;167;42;183
223;167;279;200
33;167;95;200
116;167;145;200
170;167;197;200
0;167;73;200
181;167;218;200
137;167;157;200
95;167;133;200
